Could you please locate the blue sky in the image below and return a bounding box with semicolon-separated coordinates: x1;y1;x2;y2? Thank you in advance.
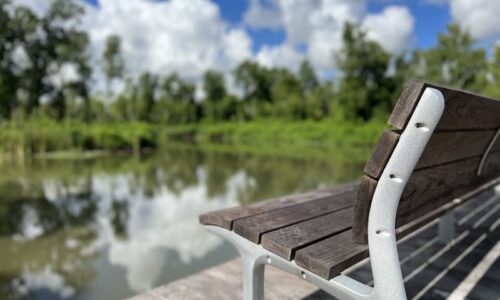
216;0;451;51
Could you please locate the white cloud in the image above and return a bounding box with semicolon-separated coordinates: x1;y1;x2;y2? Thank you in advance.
448;0;500;40
11;0;417;86
363;6;415;53
256;44;303;70
82;0;252;82
10;0;253;92
249;0;414;73
244;0;282;30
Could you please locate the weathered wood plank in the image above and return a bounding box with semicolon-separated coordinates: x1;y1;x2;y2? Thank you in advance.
397;151;500;223
261;207;353;260
389;80;500;130
417;130;500;169
354;151;500;244
233;190;356;243
352;176;377;244
364;129;500;179
388;79;426;130
294;230;368;279
363;130;400;179
199;181;358;229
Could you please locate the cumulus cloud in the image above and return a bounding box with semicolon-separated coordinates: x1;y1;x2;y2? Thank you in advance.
82;0;252;81
244;0;282;30
11;0;416;85
448;0;500;40
256;44;303;70
248;0;414;73
363;6;415;54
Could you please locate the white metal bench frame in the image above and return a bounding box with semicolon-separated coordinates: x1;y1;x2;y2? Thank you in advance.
205;88;449;300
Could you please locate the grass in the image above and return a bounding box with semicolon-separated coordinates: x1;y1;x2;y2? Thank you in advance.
0;118;387;161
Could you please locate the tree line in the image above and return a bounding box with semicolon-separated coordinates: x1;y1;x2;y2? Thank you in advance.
1;0;500;126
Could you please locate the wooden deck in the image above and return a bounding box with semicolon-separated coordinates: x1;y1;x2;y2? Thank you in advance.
129;189;500;300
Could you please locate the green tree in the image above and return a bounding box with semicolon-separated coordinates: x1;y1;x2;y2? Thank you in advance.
202;70;227;120
103;34;124;95
136;72;157;121
152;73;198;124
0;0;19;119
10;0;92;119
271;69;304;119
484;46;500;98
298;60;319;94
234;61;274;102
335;23;394;120
411;24;486;91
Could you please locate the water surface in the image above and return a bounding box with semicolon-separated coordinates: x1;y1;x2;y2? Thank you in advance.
0;144;369;299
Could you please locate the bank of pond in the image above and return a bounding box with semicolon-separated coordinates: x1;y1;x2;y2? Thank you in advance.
0;119;385;162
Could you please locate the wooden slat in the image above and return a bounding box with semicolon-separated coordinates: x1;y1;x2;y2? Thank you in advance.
294;230;368;279
364;129;500;179
233;189;356;243
261;207;353;260
417;130;500;169
199;181;358;229
363;130;400;178
389;80;500;130
388;79;426;130
353;151;500;244
395;177;500;241
352;176;377;244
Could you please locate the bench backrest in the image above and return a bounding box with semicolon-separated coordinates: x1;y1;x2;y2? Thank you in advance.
353;79;500;244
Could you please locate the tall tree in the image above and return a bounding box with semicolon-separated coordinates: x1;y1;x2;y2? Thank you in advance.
202;70;226;120
103;34;124;95
13;0;92;119
234;61;274;102
152;73;198;124
298;60;319;93
0;0;20;119
335;23;393;120
411;24;486;91
136;72;157;121
484;46;500;98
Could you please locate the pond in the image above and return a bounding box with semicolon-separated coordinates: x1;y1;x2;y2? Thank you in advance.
0;144;370;299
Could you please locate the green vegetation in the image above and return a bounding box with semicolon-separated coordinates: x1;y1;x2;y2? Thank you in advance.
0;118;385;162
1;0;500;160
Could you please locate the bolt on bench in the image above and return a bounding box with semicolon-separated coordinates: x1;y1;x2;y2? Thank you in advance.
199;79;500;300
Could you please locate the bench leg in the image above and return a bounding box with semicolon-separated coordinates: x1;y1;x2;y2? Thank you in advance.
438;211;455;244
243;256;265;300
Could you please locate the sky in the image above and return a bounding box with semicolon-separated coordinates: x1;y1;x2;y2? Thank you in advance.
10;0;500;90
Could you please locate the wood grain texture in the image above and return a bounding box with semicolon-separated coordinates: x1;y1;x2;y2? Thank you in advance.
354;151;500;244
355;79;500;244
352;176;377;244
294;230;369;279
233;189;356;243
417;130;500;169
395;176;500;241
364;129;500;179
388;79;426;130
261;207;353;260
363;130;400;178
388;79;500;130
199;181;358;229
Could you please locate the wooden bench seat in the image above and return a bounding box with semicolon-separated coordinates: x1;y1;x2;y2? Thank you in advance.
200;182;366;279
199;79;500;300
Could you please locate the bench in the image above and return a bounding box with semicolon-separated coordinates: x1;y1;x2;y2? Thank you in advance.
199;79;500;300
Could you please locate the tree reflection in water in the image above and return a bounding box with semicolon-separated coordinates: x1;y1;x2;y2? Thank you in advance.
0;144;369;299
